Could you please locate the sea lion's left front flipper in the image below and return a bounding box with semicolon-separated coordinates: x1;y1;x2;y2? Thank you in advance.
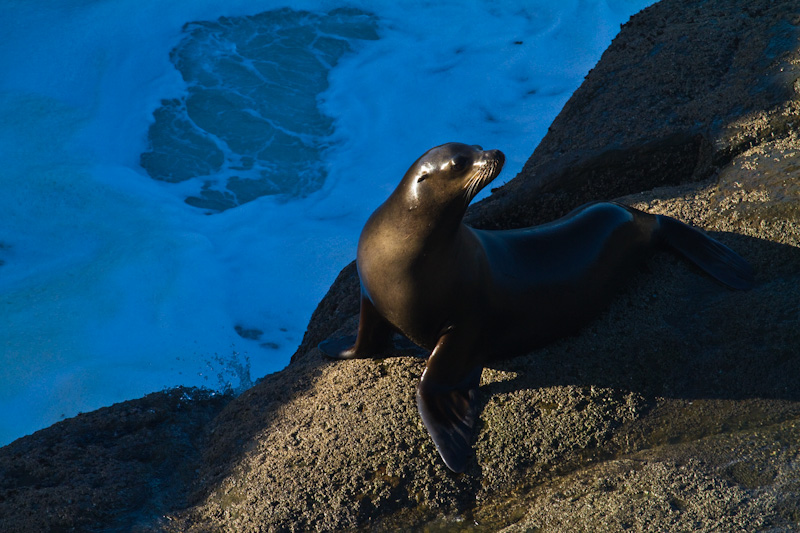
319;294;393;359
416;330;482;473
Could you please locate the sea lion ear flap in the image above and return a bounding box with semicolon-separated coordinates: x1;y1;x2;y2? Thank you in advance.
416;362;482;473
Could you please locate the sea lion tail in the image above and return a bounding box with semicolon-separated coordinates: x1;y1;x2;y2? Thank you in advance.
656;215;754;290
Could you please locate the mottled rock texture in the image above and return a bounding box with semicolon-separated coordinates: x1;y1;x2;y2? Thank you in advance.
2;0;799;531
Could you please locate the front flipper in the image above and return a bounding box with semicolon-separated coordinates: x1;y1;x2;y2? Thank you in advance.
318;294;392;359
416;330;483;472
318;335;361;359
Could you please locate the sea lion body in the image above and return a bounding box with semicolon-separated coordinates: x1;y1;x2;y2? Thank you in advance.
360;200;652;358
320;142;754;472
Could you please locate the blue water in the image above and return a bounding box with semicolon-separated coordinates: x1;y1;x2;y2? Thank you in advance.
141;8;381;210
0;0;654;446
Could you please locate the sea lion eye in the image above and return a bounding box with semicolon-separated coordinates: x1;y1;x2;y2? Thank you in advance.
417;172;428;183
450;156;469;172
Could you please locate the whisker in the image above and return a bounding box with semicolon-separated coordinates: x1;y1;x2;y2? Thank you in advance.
464;158;500;206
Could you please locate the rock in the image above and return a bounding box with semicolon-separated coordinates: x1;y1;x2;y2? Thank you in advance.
466;0;800;229
0;388;230;532
1;0;799;531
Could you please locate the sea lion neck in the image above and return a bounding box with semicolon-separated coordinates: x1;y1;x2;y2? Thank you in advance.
366;192;465;249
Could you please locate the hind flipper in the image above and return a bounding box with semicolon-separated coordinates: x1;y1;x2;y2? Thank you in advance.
657;215;754;290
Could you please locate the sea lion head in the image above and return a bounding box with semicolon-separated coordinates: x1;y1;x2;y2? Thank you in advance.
398;143;505;217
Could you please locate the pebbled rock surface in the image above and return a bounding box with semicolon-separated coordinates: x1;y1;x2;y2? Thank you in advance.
1;0;799;531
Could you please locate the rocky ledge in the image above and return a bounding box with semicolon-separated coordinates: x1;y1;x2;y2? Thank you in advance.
2;0;799;531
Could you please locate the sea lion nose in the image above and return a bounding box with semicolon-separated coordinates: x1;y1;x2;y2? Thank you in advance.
471;144;483;151
491;149;505;165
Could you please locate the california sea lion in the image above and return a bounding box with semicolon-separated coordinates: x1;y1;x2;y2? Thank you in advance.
320;142;754;472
